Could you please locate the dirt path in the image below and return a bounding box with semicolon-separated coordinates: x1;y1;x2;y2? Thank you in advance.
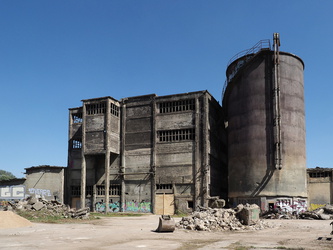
0;214;332;249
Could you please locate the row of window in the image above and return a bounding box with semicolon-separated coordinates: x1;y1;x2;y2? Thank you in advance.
72;99;195;123
71;185;121;196
158;99;195;114
309;172;332;178
71;184;174;196
158;129;195;142
71;128;195;149
72;103;120;122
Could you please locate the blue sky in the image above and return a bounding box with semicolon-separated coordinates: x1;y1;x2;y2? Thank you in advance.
0;1;332;178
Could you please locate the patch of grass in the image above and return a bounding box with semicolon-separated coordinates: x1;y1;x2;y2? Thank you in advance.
90;212;146;217
16;210;91;224
227;241;257;250
173;210;189;218
275;247;305;250
178;239;220;250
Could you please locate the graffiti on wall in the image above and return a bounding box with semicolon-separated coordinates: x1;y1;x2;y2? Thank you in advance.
95;200;151;213
0;186;25;199
28;188;51;197
95;201;120;213
124;200;151;213
274;198;307;213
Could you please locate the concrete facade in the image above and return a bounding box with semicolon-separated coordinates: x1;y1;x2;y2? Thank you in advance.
307;167;333;210
67;91;227;214
24;165;66;203
0;166;65;208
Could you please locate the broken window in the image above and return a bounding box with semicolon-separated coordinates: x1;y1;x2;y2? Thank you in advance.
96;184;120;196
72;139;82;149
86;186;93;196
72;112;82;123
158;99;195;113
110;103;119;117
71;186;81;196
309;172;331;178
157;129;195;142
109;184;121;195
86;102;106;115
96;185;105;196
156;184;173;190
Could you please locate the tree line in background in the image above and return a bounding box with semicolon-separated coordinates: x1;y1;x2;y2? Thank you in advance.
0;170;16;181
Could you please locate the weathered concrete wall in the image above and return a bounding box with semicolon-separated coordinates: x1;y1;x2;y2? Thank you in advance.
224;50;307;201
67;92;227;213
307;169;333;208
25;166;65;203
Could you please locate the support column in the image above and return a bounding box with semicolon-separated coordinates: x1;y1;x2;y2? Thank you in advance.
194;97;201;208
151;97;156;214
120;101;127;212
104;98;111;213
202;93;209;206
80;103;87;209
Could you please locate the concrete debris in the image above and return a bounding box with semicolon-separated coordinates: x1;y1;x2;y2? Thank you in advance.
5;195;90;219
261;210;299;220
176;204;268;231
300;205;333;220
262;205;333;220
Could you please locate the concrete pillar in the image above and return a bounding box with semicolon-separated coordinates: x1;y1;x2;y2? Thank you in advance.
120;101;126;212
104;98;111;213
151;97;156;214
194;97;201;208
80;104;87;209
92;184;97;212
202;93;209;206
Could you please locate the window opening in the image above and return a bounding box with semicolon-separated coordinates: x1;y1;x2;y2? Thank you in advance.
71;186;81;196
86;102;106;115
86;186;93;196
72;112;82;123
156;184;173;190
309;172;331;178
72;139;82;149
110;103;119;117
157;129;195;142
158;99;195;113
96;184;121;196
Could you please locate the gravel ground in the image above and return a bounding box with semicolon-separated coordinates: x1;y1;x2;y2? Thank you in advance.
0;213;333;249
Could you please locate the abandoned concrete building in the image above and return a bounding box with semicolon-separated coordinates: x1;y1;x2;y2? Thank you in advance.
67;91;227;213
66;33;308;214
0;165;65;208
222;34;307;213
307;167;333;209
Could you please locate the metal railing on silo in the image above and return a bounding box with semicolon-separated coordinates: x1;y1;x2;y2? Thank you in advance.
222;39;271;101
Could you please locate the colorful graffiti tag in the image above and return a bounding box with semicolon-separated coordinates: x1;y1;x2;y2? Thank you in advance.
28;188;51;197
0;185;25;199
95;200;151;213
274;198;307;213
95;201;120;212
124;200;151;213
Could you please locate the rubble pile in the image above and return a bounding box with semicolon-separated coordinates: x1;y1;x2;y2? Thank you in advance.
261;205;333;220
176;204;268;231
261;210;298;220
5;196;90;219
300;205;333;220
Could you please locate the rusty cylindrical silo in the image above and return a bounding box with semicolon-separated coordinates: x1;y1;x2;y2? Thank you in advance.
222;34;307;212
